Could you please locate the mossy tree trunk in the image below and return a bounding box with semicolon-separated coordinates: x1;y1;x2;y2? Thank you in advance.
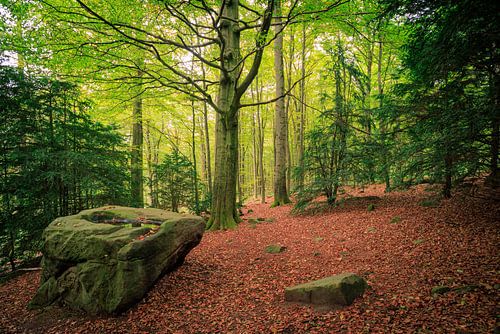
207;0;274;229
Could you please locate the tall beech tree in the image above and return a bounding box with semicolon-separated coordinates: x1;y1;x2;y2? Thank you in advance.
272;0;291;206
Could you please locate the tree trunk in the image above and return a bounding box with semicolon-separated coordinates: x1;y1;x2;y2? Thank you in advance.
145;121;155;207
489;72;499;181
207;0;241;230
191;100;200;214
272;0;290;206
285;26;295;193
443;152;452;198
208;0;273;229
251;101;258;198
198;118;207;184
131;77;144;208
298;23;306;189
377;38;390;192
201;64;213;195
256;77;266;203
208;112;239;230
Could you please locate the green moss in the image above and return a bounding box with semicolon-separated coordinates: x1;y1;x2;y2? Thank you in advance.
420;198;440;208
367;203;376;211
265;244;286;254
431;285;451;295
390;216;401;224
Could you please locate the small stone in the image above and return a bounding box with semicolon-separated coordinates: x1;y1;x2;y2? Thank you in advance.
431;285;451;295
454;285;479;294
420;198;440;208
265;244;286;254
285;273;366;306
390;216;401;224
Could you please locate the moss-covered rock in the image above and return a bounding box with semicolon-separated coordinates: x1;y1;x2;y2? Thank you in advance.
431;285;451;295
29;206;204;314
285;273;367;306
265;244;286;254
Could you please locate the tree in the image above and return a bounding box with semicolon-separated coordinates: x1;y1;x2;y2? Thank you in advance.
272;0;291;206
0;66;129;270
155;150;199;212
294;37;363;209
383;0;500;192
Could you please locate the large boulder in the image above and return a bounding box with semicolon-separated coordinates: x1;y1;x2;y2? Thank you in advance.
285;273;367;306
29;206;204;314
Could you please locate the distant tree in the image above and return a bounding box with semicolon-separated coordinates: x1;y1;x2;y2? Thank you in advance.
294;39;362;210
155;150;200;213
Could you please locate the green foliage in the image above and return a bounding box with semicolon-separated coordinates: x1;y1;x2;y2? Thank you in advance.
293;39;357;211
389;216;401;224
0;66;130;271
155;150;204;213
383;0;499;195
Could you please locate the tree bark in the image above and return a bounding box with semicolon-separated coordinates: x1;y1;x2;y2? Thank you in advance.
131;69;144;208
256;77;266;203
207;0;241;230
272;0;290;206
191;100;200;214
207;0;273;229
443;151;452;198
298;23;307;189
377;38;390;192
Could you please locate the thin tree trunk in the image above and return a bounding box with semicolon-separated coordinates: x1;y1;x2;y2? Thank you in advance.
251;95;258;198
201;67;213;195
377;38;390;192
145;120;155;207
256;77;266;203
443;151;452;198
191;100;200;214
285;26;295;193
489;72;499;181
198;118;207;183
131;69;144;208
298;23;307;189
272;0;290;206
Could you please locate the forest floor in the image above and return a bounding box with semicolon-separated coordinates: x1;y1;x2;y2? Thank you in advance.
0;183;498;333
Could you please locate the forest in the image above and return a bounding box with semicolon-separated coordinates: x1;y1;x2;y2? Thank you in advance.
0;0;498;333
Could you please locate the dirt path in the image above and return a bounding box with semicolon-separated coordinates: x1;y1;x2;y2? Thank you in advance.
1;185;498;333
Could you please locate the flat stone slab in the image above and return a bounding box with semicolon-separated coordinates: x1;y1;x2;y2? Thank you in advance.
285;273;367;306
29;206;204;314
